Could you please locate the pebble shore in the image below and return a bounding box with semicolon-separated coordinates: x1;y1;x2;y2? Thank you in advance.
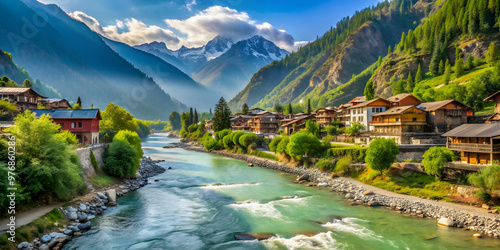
17;157;166;250
183;144;500;238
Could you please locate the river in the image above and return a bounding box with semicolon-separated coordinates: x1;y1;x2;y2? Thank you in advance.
64;134;500;249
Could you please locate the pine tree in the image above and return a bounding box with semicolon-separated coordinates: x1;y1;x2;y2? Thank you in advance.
210;108;212;114
405;72;414;93
392;79;405;95
364;80;375;100
22;79;32;88
438;60;445;75
307;99;312;114
455;47;465;78
415;64;424;83
212;97;231;132
444;60;452;84
377;56;382;67
429;42;443;75
194;109;198;124
466;54;474;70
486;42;499;66
388;45;392;55
90;104;95;109
241;103;249;115
288;102;293;115
76;96;82;107
189;107;193;126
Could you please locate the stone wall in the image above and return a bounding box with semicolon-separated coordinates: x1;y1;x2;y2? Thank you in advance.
76;144;108;190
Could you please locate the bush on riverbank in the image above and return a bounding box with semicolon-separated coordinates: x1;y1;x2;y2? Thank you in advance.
468;163;500;202
325;146;366;162
103;130;143;178
3;111;86;209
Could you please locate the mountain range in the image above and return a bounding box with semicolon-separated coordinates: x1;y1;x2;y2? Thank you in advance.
135;35;289;99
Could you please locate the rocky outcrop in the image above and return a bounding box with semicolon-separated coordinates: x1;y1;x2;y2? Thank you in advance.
184;145;500;238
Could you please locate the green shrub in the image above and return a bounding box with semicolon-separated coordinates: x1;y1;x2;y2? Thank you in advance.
468;163;500;201
422;146;455;180
335;156;352;175
269;136;283;152
316;158;337;172
326;126;337;135
250;150;279;161
345;122;364;136
222;135;233;149
114;130;143;173
90;173;121;189
276;137;290;155
322;135;335;144
216;129;232;141
239;133;259;149
325;147;367;162
203;136;221;151
180;128;188;138
90;149;99;172
188;123;198;133
103;139;137;177
287;130;323;160
365;138;399;171
232;131;245;147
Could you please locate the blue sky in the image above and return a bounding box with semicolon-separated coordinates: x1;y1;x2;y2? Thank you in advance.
38;0;381;51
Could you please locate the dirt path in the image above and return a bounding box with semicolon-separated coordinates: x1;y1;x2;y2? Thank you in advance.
0;203;62;234
339;177;499;218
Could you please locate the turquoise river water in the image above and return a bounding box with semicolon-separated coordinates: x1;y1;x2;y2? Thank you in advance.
64;134;500;249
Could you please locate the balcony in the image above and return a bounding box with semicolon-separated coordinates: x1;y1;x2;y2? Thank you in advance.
447;142;500;153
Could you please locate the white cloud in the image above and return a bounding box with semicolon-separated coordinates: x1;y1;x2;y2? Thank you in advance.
69;11;180;47
185;0;197;11
165;6;306;51
69;6;307;51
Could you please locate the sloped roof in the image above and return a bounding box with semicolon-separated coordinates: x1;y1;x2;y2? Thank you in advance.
372;106;424;116
418;99;471;111
316;107;336;113
282;115;313;127
0;87;46;98
29;109;101;119
484;90;500;101
41;98;67;103
386;93;421;103
348;98;390;109
348;96;366;103
442;123;500;138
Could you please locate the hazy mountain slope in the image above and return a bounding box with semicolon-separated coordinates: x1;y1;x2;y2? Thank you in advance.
133;41;189;74
0;0;185;119
228;0;433;111
0;48;60;98
102;37;219;109
192;35;289;98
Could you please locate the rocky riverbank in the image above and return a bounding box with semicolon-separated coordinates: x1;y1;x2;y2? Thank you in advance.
16;157;166;250
182;143;500;238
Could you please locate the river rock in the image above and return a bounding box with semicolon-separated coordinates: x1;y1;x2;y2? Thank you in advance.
78;204;87;212
106;189;117;203
63;229;73;236
66;212;77;221
77;213;88;222
17;242;31;249
345;193;354;199
97;192;107;200
437;218;454;227
73;232;82;237
40;234;51;243
473;233;482;238
234;233;274;241
66;206;77;212
317;182;328;187
78;221;92;230
87;215;95;221
363;190;374;195
368;201;380;206
482;204;490;210
296;174;309;182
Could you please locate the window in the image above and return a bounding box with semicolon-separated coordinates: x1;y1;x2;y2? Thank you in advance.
59;123;64;128
372;108;375;112
412;117;417;122
395;118;400;122
71;122;83;129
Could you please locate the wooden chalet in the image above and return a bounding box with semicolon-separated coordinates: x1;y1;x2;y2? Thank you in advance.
251;115;280;134
0;87;46;111
418;100;472;133
386;93;422;107
231;115;252;131
484;90;500;123
315;107;336;127
39;98;72;109
443;123;500;165
282;115;315;135
30;109;101;145
370;106;427;133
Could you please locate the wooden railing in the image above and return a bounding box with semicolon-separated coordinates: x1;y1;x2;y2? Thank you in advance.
448;142;500;152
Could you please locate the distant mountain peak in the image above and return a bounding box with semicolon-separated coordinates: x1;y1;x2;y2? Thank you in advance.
204;36;234;60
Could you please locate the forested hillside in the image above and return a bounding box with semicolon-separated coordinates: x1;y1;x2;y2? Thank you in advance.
229;0;433;112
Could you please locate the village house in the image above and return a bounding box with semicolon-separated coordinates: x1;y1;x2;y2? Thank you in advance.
347;98;391;130
30;109;101;145
386;93;422;107
369;105;428;144
418;100;472;133
282;115;315;135
230;115;253;132
0;87;46;111
315;107;336;127
484;90;500;123
39;98;72;109
205;120;214;132
250;115;280;135
443;123;500;165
